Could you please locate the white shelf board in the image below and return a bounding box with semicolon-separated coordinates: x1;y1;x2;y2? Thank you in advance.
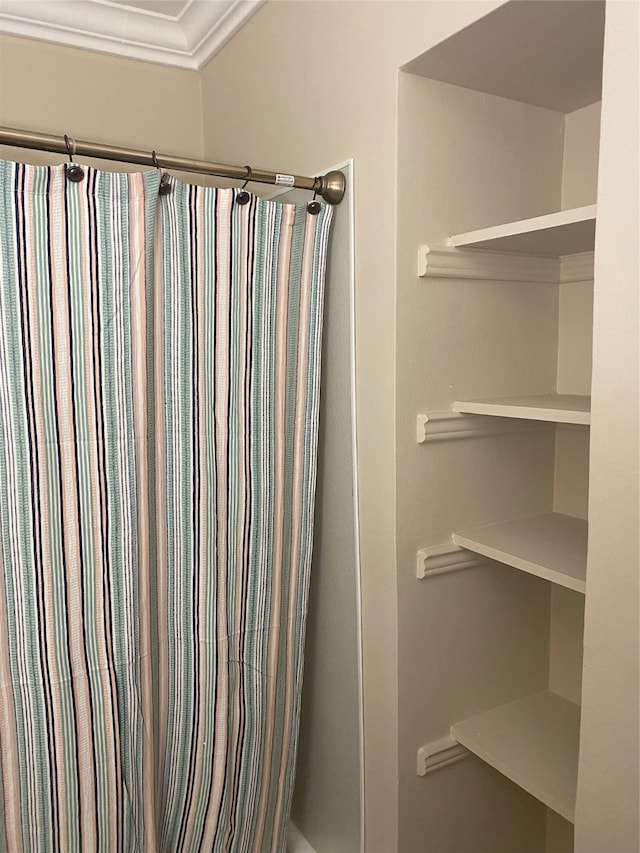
453;395;591;425
453;512;587;593
450;206;596;256
451;691;581;822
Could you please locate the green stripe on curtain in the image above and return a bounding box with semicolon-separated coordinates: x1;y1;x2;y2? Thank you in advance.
0;159;332;852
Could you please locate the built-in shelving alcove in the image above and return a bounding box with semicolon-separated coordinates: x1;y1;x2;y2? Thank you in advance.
396;2;605;851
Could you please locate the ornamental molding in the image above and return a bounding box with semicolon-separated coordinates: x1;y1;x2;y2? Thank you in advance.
418;245;594;284
416;541;487;580
0;0;264;70
416;411;540;444
417;735;470;776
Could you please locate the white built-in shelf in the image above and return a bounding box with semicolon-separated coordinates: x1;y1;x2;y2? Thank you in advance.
453;394;590;425
450;205;596;256
453;512;587;593
451;691;581;822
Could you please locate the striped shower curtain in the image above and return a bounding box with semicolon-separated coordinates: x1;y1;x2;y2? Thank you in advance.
0;160;332;852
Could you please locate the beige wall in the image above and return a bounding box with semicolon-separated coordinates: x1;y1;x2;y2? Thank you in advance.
198;3;505;849
561;102;601;210
575;2;640;849
0;33;204;164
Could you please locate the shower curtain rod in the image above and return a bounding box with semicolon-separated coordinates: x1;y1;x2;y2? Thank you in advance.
0;126;346;205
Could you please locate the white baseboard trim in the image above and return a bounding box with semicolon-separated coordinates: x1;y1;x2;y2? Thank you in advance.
287;822;317;853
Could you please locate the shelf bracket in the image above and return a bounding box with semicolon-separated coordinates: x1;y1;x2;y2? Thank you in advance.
417;735;470;776
417;244;560;282
416;411;542;443
417;245;594;284
417;540;487;579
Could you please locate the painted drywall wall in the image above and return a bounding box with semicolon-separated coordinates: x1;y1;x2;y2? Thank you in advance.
198;3;506;850
546;810;575;853
561;102;601;211
553;427;590;521
556;283;593;396
575;2;640;850
557;100;597;404
0;33;204;164
551;100;596;763
548;587;584;706
551;420;588;713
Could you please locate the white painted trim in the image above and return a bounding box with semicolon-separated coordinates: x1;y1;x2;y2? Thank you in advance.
188;1;265;70
416;541;487;579
334;160;365;853
418;244;560;282
343;160;365;853
0;0;264;70
0;0;191;66
417;735;470;776
416;411;541;443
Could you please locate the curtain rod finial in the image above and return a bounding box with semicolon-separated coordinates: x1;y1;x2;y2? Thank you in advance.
317;170;346;206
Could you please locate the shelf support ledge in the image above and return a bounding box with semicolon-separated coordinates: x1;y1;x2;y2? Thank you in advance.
417;735;470;776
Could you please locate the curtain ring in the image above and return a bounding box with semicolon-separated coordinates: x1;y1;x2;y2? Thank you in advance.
236;165;252;205
64;133;84;182
152;150;172;196
307;184;321;216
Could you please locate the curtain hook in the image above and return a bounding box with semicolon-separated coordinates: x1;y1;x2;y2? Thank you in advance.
236;165;252;205
152;150;172;196
307;182;321;215
64;133;84;182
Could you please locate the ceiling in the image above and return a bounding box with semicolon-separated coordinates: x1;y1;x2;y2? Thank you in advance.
0;0;264;69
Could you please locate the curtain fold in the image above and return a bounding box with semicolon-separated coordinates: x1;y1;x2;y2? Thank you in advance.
0;159;332;852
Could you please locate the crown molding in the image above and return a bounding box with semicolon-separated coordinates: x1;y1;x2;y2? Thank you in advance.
0;0;264;70
184;0;262;69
